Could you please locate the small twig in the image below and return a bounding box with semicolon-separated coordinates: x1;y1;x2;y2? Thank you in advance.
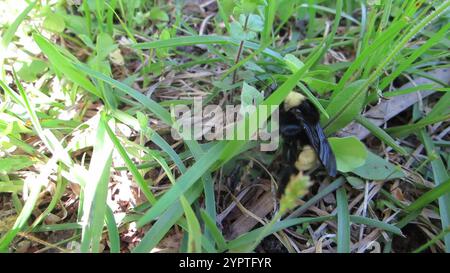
230;14;250;100
18;232;71;253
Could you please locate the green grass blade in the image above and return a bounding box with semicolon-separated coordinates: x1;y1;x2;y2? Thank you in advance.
133;35;231;49
379;22;450;90
200;209;227;251
147;149;202;253
355;115;407;155
419;91;450;125
332;19;406;96
103;118;157;204
323;79;368;135
32;223;82;232
136;142;226;227
0;1;36;79
297;82;329;119
1;1;36;46
13;72;73;166
413;227;450;253
419;130;450;252
383;83;436;98
132;35;284;63
74;63;172;125
105;206;120;253
227;216;334;250
111;110;187;173
388;113;450;137
80;112;113;253
262;0;277;45
350;215;403;236
33;33;100;98
183;140;217;239
216;0;231;32
179;198;202;253
0;158;56;252
405;178;450;213
30;164;67;229
132;182;203;253
336;187;350;253
299;3;359;25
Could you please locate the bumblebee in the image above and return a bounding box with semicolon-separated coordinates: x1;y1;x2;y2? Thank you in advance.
278;91;337;191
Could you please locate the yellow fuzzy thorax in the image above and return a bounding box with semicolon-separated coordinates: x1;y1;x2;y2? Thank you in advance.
283;91;306;111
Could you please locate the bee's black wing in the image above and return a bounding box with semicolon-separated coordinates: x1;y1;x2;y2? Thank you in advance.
290;101;337;177
302;121;337;177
